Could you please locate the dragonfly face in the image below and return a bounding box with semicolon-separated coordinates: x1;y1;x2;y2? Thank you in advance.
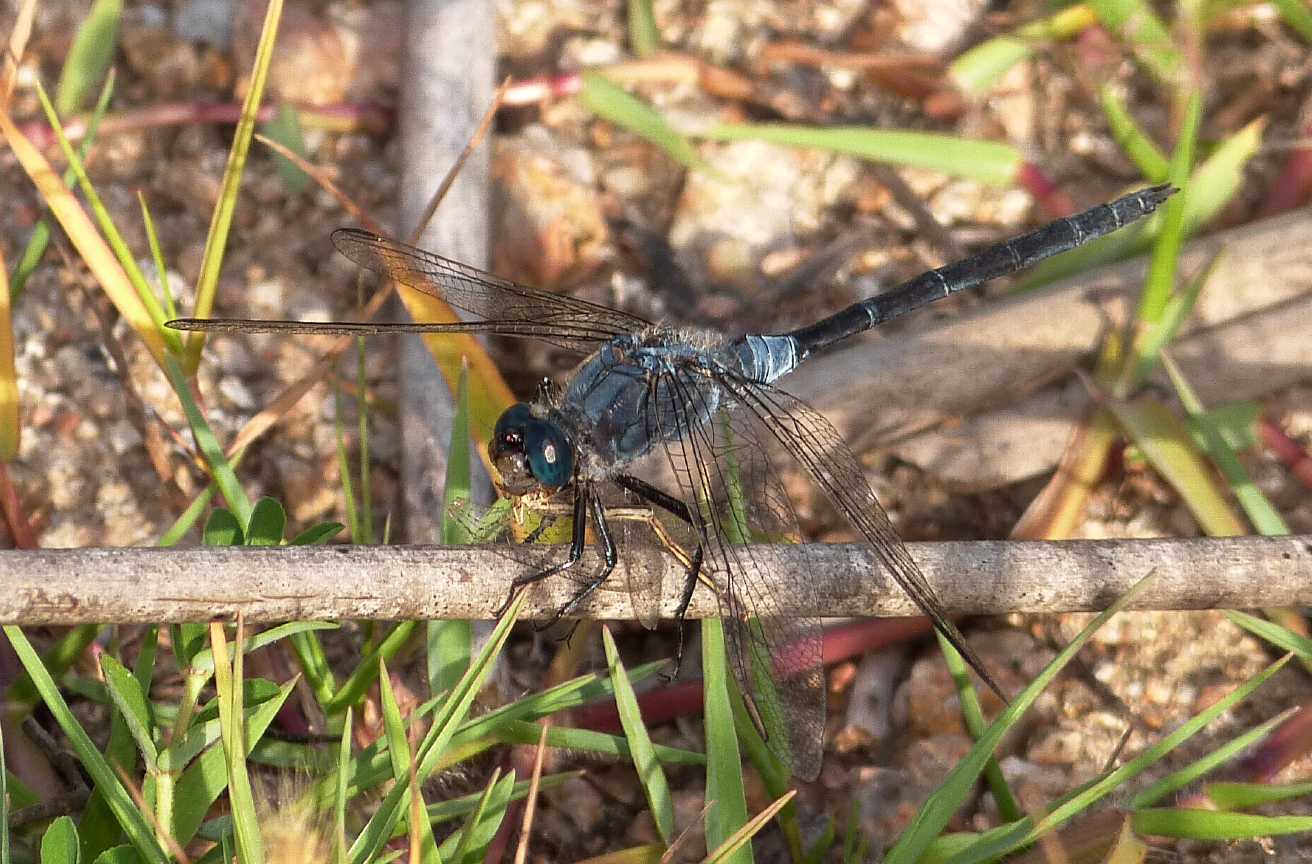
489;402;575;496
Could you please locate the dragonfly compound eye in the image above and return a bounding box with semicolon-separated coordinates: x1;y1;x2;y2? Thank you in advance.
490;403;573;495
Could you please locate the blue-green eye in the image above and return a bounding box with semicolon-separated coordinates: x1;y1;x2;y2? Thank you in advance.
490;403;574;494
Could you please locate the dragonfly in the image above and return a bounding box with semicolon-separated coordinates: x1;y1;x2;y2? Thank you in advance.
170;183;1175;780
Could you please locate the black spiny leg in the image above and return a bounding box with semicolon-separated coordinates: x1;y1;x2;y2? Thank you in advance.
544;487;619;624
495;487;588;618
614;474;705;678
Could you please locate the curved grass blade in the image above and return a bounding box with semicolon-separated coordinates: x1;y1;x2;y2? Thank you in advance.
581;71;712;174
697;124;1021;186
603;626;674;845
182;0;283;371
210;619;264;864
885;570;1159;864
702;619;751;864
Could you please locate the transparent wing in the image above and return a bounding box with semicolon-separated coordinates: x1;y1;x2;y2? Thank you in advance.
331;228;652;352
644;363;824;781
719;371;1002;698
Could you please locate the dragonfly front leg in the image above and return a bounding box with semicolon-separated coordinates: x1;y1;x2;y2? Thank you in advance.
543;488;618;625
614;474;705;678
495;487;588;618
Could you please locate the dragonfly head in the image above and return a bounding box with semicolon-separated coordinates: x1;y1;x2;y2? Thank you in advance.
490;402;574;496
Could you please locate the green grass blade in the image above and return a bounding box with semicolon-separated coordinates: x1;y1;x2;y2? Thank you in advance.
948;5;1095;96
0;719;8;864
137;192;177;322
335;707;351;864
1131;91;1198;328
627;0;659;55
1088;0;1182;85
704;792;797;864
1167;360;1288;536
933;630;1020;822
1100;85;1168;181
54;0;120;116
432;363;473;693
289;521;346;545
1107;396;1247;537
439;771;514;864
98;655;158;770
4;626;169;864
335;385;361;542
886;570;1159;864
324;622;417;714
183;0;284;372
1131;708;1295;807
40;816;79;864
1273;0;1312;43
157;483;219;547
348;592;527;864
697;124;1021;186
1205;778;1312;810
1224;610;1312;660
211;624;264;864
602;627;674;845
11;66;116;302
1132;808;1312;839
580;71;714;173
33;81;182;355
702;618;751;864
947;653;1291;862
489;720;706;766
165;355;252;526
379;659;442;864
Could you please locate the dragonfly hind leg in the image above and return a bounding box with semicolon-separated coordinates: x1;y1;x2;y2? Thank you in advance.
614;474;705;679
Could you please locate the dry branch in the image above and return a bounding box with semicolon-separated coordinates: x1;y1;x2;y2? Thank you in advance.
3;534;1309;624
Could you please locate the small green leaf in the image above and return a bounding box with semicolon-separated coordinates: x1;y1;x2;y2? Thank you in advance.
1204;778;1312;811
290;521;345;545
203;509;243;546
40;816;79;864
245;497;286;546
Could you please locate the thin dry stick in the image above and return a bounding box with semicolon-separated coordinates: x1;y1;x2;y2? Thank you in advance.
2;534;1309;624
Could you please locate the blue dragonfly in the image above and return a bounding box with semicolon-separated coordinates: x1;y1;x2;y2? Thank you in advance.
171;184;1175;779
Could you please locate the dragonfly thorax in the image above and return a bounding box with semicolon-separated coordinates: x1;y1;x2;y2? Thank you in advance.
490;402;575;496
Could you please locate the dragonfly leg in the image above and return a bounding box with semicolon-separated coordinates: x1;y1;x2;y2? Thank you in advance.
495;488;588;619
542;488;618;625
614;474;706;678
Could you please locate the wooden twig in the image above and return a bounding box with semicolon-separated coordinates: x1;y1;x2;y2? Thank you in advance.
3;535;1309;624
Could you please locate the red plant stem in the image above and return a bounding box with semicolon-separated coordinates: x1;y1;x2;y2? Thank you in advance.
0;462;37;549
1260;417;1312;492
1017;162;1076;219
1258;120;1312;218
572;617;934;733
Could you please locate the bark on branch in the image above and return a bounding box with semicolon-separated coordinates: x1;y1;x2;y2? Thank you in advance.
2;535;1308;624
